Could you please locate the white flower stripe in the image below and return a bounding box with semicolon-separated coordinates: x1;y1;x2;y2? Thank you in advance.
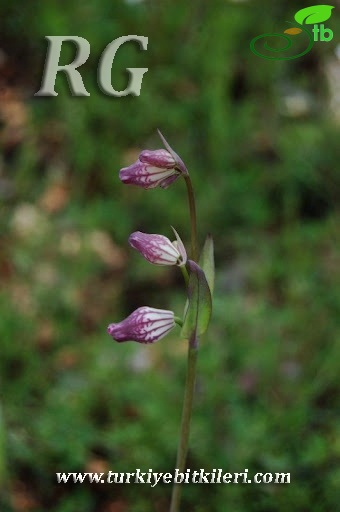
138;307;174;321
134;308;175;342
129;233;182;265
144;168;176;182
142;324;175;342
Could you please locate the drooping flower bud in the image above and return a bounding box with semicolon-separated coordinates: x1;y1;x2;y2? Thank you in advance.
107;307;175;343
119;149;181;189
129;229;187;266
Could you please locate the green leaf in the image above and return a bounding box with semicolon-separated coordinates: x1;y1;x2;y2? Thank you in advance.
199;234;215;297
181;260;212;339
294;5;334;25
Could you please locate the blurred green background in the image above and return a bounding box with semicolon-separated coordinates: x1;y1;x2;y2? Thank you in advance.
1;0;339;511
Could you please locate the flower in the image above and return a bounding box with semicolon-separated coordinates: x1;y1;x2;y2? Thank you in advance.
139;149;176;168
119;149;181;189
107;307;175;343
129;229;187;266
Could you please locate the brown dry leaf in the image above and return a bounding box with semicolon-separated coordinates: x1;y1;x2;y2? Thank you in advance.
284;27;302;35
10;282;37;316
85;458;109;474
0;88;28;149
87;230;126;269
39;182;70;213
0;251;13;280
101;500;129;512
56;347;79;369
36;321;56;350
11;482;39;512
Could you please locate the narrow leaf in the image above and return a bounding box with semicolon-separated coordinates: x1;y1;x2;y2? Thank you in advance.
199;234;215;297
294;5;334;25
181;260;212;339
171;225;187;265
157;129;188;175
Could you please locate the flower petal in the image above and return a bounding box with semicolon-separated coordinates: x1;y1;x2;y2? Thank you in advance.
119;160;178;189
159;173;181;189
139;149;176;169
129;232;180;265
107;306;175;343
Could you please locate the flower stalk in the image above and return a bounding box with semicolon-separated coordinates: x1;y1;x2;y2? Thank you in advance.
184;175;198;262
170;175;199;512
170;341;198;512
108;130;214;512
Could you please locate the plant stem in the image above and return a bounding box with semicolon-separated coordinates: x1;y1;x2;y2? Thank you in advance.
184;175;198;262
170;339;198;512
180;264;190;286
174;316;183;327
170;174;199;512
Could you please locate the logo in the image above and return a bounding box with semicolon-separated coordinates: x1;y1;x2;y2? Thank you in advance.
250;5;334;60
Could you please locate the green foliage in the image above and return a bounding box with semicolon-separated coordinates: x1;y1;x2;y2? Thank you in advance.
199;234;215;296
181;261;212;339
0;0;339;511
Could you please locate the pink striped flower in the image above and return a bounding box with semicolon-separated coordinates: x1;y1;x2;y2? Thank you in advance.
107;307;175;344
129;229;187;266
119;149;182;189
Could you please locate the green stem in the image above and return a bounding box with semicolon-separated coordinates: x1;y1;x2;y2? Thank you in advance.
174;316;183;327
170;174;199;512
184;175;198;262
170;340;198;512
180;264;190;286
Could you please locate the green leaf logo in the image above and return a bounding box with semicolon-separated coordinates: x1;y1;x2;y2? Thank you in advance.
294;5;334;25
